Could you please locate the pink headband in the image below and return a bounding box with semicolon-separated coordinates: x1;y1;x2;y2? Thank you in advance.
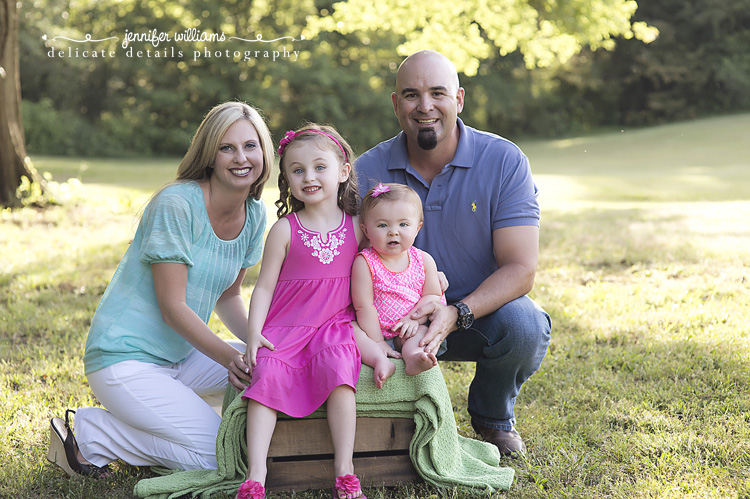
277;129;348;161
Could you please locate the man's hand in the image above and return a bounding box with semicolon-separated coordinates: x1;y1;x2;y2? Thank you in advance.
411;301;458;356
437;271;449;294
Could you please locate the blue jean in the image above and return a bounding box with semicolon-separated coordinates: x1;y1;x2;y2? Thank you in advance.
438;295;551;431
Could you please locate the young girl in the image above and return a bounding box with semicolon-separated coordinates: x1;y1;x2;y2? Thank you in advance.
351;183;444;388
236;125;366;499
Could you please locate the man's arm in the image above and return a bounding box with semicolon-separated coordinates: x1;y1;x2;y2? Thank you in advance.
414;225;539;354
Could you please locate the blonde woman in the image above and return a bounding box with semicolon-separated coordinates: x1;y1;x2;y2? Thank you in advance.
47;101;273;476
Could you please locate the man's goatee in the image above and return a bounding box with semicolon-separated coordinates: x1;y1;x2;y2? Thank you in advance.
417;129;438;150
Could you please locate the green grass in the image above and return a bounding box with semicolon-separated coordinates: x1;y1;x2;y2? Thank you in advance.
2;113;750;498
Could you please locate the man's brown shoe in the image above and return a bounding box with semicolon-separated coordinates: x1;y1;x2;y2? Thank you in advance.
471;418;527;456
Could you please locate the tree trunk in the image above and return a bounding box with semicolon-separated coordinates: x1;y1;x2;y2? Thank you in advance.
0;0;40;207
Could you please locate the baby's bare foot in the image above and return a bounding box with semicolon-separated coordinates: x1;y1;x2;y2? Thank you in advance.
404;351;437;376
374;359;396;388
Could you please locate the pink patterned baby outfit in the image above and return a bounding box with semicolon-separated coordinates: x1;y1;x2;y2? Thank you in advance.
241;212;361;417
359;246;428;339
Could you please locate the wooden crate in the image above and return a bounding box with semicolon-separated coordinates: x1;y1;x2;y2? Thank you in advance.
266;417;420;492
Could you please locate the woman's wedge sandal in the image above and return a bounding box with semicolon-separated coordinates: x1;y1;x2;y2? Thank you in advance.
47;409;110;477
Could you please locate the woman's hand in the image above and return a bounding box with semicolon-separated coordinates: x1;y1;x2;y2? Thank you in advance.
228;333;275;391
227;352;253;391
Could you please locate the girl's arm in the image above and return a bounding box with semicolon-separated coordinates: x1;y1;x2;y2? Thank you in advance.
152;262;250;390
245;218;290;368
351;255;387;343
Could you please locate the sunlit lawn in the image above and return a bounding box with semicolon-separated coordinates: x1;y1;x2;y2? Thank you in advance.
1;113;749;498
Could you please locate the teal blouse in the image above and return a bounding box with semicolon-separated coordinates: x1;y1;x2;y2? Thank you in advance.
83;181;266;374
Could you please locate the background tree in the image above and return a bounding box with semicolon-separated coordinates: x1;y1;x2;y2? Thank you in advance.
307;0;658;75
18;0;408;155
11;0;750;166
1;0;40;207
601;0;750;125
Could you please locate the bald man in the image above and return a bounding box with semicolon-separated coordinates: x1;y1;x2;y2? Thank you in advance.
356;50;551;456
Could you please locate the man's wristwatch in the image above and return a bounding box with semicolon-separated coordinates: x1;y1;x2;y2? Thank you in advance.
453;301;474;331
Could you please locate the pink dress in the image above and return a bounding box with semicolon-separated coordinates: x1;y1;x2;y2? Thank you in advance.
242;212;361;417
359;246;426;339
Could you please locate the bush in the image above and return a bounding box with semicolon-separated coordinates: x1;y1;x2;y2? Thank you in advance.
22;98;95;156
14;172;84;208
22;99;175;157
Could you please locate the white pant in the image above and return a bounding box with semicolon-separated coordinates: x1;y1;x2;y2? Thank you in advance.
76;342;242;470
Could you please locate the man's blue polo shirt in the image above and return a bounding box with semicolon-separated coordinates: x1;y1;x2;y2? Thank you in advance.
356;118;540;303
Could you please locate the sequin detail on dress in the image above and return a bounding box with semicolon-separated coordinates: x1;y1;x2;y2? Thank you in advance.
298;228;347;264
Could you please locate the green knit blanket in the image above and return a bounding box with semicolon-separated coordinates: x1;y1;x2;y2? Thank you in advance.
133;362;514;498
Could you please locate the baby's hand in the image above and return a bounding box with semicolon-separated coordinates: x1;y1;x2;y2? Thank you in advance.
393;318;420;339
378;340;401;359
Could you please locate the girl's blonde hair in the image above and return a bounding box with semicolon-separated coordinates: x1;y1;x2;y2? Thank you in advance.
177;101;274;201
360;183;423;224
275;123;359;218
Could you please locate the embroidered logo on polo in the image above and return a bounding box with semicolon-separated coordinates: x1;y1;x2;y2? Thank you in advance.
298;228;347;264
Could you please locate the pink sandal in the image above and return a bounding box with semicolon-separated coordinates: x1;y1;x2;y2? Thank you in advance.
236;479;265;499
332;474;367;499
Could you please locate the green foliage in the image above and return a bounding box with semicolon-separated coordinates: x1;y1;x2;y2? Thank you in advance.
11;170;84;208
18;0;406;155
14;176;44;207
16;0;750;154
308;0;658;74
456;0;750;137
550;0;750;128
2;114;749;498
22;99;132;157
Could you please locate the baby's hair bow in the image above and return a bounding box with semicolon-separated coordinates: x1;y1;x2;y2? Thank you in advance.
371;183;390;197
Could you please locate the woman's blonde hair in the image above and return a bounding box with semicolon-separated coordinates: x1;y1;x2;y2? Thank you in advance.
177;101;273;200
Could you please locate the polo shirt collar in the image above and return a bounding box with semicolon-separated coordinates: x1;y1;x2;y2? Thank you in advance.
387;118;474;171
